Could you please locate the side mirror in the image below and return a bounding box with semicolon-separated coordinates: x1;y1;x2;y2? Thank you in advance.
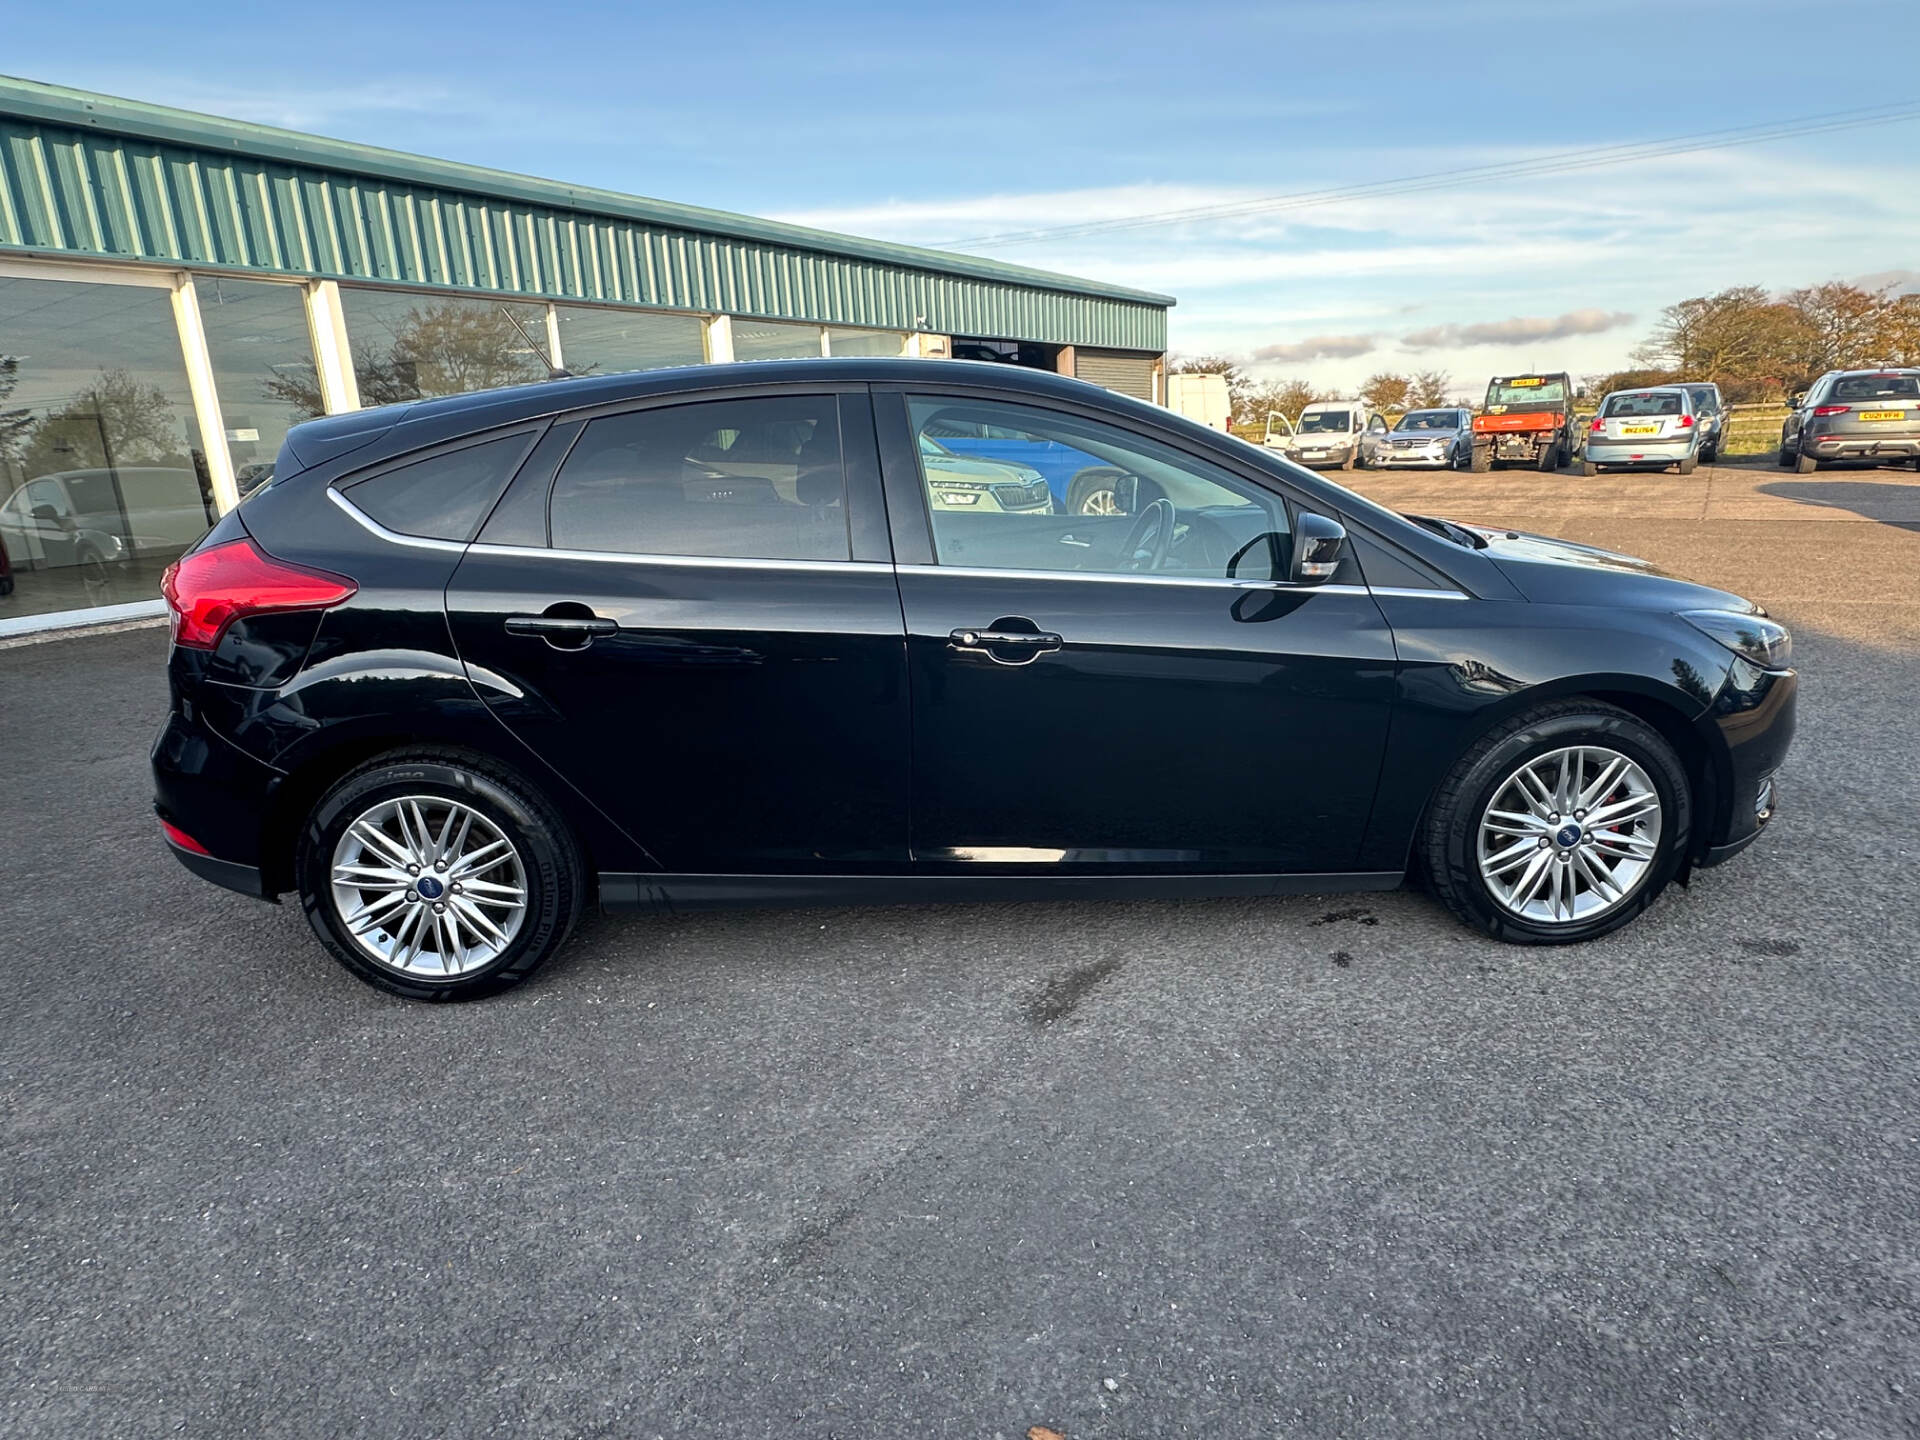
1290;512;1346;585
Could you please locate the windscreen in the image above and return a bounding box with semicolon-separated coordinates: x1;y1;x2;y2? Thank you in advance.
1831;374;1920;401
1394;410;1458;431
1487;377;1567;405
1296;410;1353;434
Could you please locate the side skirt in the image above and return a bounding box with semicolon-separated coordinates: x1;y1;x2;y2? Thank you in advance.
597;870;1405;914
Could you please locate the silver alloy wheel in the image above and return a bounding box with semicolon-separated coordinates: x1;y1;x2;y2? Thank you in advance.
330;795;528;977
1078;488;1121;516
1477;745;1663;926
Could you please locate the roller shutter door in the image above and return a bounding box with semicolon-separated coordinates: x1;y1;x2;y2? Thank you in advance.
1073;348;1157;401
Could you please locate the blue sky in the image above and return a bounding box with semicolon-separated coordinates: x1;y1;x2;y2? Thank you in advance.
10;0;1920;394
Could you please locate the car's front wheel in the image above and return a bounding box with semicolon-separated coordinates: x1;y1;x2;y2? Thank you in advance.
295;750;586;1000
1421;701;1691;944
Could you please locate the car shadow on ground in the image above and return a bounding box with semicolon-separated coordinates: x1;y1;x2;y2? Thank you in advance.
1759;479;1920;533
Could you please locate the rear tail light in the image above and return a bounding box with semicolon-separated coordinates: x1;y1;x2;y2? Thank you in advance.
160;538;356;651
1676;414;1694;428
1813;404;1851;417
1590;417;1605;433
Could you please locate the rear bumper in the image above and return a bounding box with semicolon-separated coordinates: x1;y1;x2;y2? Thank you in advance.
1806;431;1920;460
1696;662;1796;867
1587;438;1696;465
165;840;275;899
151;707;283;894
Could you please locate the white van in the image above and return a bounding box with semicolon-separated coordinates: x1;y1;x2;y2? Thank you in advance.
1264;401;1386;471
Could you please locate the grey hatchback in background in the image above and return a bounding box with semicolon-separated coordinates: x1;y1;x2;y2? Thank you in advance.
1681;382;1728;462
1780;368;1920;472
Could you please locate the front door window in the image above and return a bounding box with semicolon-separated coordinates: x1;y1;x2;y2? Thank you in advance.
907;397;1289;580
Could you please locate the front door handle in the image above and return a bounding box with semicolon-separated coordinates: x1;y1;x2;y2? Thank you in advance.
505;608;619;651
949;621;1062;666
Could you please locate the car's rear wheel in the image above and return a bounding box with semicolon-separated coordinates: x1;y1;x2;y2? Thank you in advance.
1795;450;1819;474
1677;453;1698;475
1421;701;1691;944
1581;460;1599;477
296;750;586;1000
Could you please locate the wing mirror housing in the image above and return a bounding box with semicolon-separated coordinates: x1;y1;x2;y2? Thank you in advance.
1290;512;1347;584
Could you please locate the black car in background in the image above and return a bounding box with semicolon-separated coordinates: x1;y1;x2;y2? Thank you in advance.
153;361;1796;999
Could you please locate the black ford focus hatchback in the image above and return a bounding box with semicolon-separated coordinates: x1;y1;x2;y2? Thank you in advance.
153;360;1795;999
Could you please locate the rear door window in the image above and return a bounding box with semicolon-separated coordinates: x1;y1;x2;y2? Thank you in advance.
548;395;849;561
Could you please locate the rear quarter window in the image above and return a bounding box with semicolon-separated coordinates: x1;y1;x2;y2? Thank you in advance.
341;433;535;541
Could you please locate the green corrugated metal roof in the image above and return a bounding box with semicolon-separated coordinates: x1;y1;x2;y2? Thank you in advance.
0;75;1170;351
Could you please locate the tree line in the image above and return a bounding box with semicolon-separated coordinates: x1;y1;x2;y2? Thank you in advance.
1179;279;1920;424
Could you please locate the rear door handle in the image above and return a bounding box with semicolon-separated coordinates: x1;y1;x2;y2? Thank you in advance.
505;610;619;650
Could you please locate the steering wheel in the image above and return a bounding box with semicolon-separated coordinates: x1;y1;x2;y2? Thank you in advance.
1118;497;1175;573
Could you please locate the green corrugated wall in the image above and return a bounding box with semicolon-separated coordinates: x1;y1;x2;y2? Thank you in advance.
0;79;1170;352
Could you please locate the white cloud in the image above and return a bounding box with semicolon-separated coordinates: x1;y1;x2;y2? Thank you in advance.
1401;309;1636;350
1252;334;1378;363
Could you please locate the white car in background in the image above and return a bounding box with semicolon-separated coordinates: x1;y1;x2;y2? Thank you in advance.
1264;402;1386;471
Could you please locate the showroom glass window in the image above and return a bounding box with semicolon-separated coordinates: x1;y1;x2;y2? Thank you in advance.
548;395;848;561
906;396;1287;580
553;304;706;376
825;327;906;357
0;275;213;623
339;287;550;404
193;276;321;494
731;320;823;361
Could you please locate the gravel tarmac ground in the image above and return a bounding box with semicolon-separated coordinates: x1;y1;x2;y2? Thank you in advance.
3;456;1916;1439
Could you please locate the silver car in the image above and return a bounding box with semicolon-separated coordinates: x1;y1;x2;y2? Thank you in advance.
1780;367;1920;472
1363;406;1473;469
1583;387;1706;475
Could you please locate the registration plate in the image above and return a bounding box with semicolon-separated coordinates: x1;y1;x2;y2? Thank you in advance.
1620;424;1659;435
1859;410;1906;421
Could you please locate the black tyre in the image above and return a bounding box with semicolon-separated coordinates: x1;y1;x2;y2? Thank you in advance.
1677;453;1698;476
1795;450;1818;474
1536;440;1558;472
1702;440;1719;463
1581;460;1599;477
1469;442;1493;473
1778;444;1796;468
295;749;586;1000
1420;700;1691;945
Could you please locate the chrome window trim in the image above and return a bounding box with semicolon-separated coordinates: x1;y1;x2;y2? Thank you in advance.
894;563;1467;598
327;487;470;554
471;542;886;575
329;490;1467;593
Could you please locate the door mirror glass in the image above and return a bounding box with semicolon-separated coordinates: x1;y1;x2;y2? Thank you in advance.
1290;512;1346;584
